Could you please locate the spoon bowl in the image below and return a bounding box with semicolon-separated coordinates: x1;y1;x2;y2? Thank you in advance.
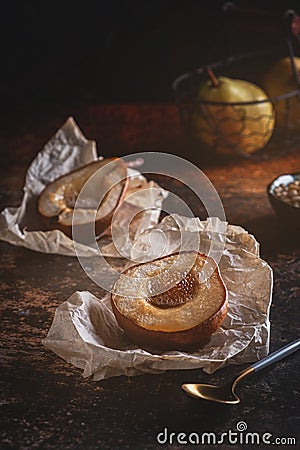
182;367;253;404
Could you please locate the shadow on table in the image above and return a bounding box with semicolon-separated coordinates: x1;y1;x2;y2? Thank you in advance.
243;213;300;255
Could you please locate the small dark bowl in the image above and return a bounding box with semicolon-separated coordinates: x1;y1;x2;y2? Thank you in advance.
267;172;300;222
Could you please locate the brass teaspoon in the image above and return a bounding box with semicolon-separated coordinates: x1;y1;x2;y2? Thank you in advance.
182;339;300;404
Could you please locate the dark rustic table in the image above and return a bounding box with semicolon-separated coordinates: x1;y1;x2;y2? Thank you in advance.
1;103;300;449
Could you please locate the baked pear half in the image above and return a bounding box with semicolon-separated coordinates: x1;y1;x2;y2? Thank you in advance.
111;251;228;351
38;158;128;241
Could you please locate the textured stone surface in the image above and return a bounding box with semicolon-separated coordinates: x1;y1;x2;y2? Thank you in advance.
0;104;299;449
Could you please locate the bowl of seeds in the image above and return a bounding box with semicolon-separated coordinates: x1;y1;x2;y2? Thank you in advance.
267;172;300;221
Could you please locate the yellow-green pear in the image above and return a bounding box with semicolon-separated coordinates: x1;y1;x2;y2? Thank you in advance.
192;72;275;154
262;57;300;128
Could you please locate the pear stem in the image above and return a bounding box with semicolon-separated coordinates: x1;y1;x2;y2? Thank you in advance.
206;67;220;87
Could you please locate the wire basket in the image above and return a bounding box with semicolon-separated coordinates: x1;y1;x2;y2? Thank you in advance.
172;8;300;158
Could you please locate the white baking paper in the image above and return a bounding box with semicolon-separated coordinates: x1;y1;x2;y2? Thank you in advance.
43;216;272;380
0;117;272;380
0;117;166;256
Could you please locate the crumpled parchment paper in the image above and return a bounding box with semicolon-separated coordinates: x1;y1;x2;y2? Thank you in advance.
43;215;273;380
0;117;167;256
0;117;273;380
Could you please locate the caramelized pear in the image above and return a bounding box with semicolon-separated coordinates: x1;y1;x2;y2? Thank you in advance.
111;252;228;351
38;158;128;241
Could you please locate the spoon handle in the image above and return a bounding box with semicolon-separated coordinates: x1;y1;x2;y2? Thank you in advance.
251;338;300;373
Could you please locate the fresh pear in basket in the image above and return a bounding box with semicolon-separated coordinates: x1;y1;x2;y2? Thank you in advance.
191;69;275;155
262;56;300;129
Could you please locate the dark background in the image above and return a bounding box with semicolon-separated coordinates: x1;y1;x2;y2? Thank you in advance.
1;0;300;112
0;3;300;449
